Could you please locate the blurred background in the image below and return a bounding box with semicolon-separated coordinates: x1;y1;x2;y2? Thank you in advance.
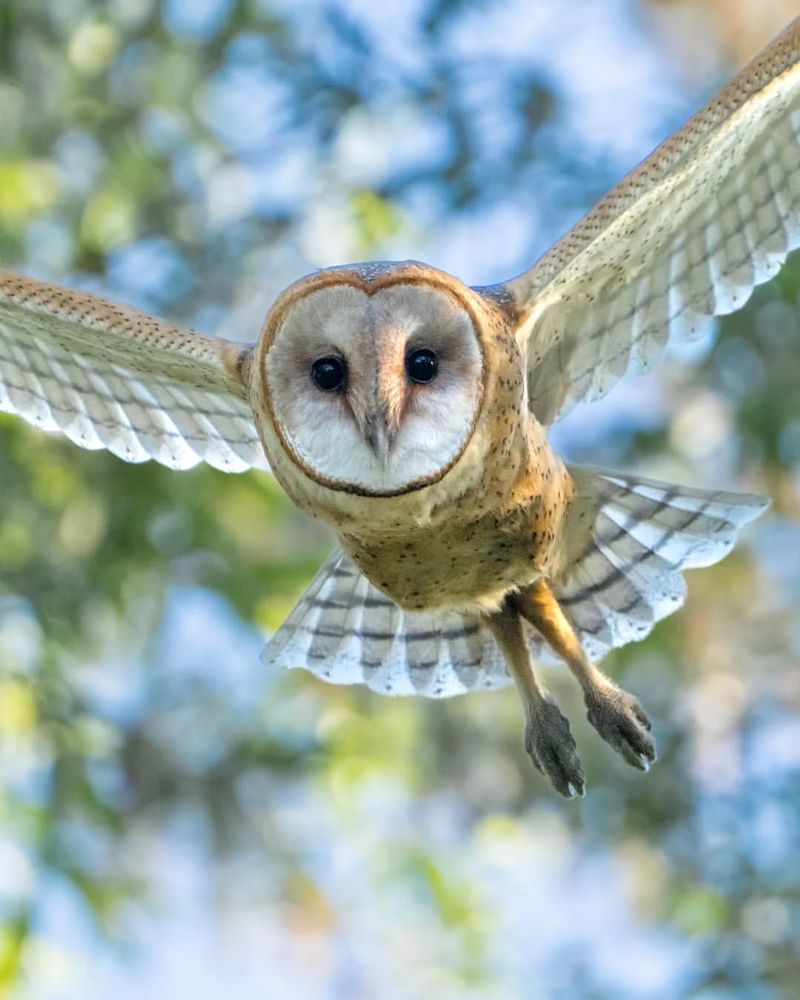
0;0;799;997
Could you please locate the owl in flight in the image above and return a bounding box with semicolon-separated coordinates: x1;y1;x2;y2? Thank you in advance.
1;20;797;796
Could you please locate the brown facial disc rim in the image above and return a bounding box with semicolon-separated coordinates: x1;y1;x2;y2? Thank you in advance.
257;268;488;499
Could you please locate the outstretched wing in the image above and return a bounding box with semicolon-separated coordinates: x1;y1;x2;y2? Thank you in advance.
0;271;266;472
263;549;518;697
554;467;769;661
503;18;800;425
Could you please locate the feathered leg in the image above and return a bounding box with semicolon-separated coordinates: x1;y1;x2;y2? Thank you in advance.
485;598;585;797
518;579;656;772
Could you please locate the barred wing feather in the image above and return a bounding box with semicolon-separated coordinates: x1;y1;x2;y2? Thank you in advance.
555;468;769;661
263;550;518;697
0;271;266;473
507;18;800;424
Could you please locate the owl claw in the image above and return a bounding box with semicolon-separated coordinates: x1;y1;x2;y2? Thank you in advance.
585;684;656;772
525;696;585;798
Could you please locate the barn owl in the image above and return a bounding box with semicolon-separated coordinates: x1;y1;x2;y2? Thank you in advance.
1;19;798;796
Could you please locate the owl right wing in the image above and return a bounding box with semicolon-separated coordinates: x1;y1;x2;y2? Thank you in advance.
502;17;800;425
553;467;768;662
0;270;267;472
263;549;529;697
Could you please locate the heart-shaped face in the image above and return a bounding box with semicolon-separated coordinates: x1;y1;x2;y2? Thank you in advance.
260;270;486;497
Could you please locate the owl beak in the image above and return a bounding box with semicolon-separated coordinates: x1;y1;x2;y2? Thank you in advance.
363;412;394;461
355;367;402;461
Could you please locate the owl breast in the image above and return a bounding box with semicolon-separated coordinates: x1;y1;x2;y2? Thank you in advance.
254;262;574;613
341;514;535;613
340;427;573;615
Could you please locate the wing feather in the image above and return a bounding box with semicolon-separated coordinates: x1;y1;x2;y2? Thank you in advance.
0;271;266;472
503;18;800;424
263;549;516;698
555;467;768;660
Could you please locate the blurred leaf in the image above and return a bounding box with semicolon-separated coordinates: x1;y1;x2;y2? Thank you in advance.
0;160;59;225
0;679;37;735
672;886;731;936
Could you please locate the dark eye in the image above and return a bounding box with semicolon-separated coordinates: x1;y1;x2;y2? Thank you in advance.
311;356;346;392
406;348;438;384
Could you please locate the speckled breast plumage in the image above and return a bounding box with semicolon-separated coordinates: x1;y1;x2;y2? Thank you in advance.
264;271;575;616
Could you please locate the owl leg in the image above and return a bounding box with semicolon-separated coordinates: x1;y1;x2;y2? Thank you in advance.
485;600;585;798
517;579;656;772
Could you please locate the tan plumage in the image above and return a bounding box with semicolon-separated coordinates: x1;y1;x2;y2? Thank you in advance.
513;16;800;423
2;18;798;795
0;271;266;472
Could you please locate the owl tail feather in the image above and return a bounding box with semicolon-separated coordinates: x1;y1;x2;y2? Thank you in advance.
263;471;768;696
553;465;769;661
262;549;516;698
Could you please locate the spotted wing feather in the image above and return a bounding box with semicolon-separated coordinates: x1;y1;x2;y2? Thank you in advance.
263;550;517;697
505;18;800;424
554;467;769;660
0;271;266;472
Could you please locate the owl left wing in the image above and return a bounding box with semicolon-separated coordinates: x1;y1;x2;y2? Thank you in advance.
0;271;266;472
502;18;800;425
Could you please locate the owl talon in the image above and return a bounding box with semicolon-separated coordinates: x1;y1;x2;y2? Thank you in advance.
585;685;656;772
525;697;585;798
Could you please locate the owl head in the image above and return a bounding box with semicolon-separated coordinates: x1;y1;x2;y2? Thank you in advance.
253;261;498;499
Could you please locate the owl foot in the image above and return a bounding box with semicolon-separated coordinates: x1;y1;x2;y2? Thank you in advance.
525;696;585;798
585;683;656;772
